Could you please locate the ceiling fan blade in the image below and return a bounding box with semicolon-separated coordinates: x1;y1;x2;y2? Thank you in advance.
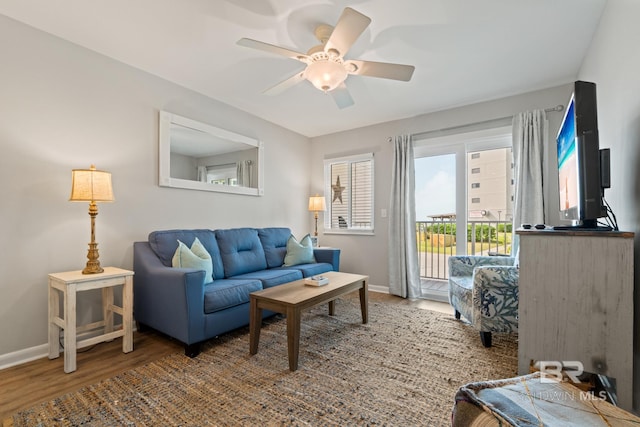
346;60;415;81
330;83;355;109
324;8;371;57
262;71;306;96
237;38;308;63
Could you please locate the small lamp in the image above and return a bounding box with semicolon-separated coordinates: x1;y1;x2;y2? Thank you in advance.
308;195;327;237
69;165;114;274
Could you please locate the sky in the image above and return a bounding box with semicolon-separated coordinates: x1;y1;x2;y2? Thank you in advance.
414;154;456;221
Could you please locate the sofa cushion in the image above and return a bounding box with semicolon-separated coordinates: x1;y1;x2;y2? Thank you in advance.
257;227;291;268
148;229;225;279
275;262;333;277
231;269;302;289
204;279;263;314
283;234;316;266
215;228;268;278
172;238;214;282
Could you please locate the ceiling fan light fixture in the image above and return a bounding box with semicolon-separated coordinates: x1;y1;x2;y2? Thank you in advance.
239;7;415;105
305;59;347;92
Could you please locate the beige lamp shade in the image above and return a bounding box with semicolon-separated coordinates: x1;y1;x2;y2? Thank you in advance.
308;196;326;212
69;165;114;202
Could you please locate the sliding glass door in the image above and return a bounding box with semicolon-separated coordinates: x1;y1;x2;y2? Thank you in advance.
414;126;513;288
415;153;457;280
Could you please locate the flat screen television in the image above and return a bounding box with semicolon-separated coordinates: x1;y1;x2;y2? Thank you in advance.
555;80;610;230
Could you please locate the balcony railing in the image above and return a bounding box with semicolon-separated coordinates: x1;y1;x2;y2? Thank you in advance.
416;220;513;280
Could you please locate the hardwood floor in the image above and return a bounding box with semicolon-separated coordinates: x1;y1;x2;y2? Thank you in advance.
0;293;450;423
0;330;183;422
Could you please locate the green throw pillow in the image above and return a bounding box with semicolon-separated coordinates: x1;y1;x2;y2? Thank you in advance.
283;234;316;266
171;237;214;282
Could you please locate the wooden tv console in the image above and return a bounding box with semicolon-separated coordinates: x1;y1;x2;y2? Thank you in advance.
516;229;634;410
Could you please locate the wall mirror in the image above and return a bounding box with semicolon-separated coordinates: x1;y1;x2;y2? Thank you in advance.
159;111;264;196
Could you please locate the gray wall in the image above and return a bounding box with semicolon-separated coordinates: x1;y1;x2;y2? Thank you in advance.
309;85;570;288
170;152;198;180
577;0;640;411
0;15;311;359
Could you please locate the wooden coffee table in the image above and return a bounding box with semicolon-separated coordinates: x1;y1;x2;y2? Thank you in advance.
249;271;368;371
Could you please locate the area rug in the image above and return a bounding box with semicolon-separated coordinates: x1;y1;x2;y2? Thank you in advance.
10;295;518;426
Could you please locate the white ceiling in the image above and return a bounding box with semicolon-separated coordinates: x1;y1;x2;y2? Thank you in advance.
0;0;607;137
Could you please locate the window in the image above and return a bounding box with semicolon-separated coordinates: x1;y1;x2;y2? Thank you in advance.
324;153;374;232
207;164;236;185
414;125;513;260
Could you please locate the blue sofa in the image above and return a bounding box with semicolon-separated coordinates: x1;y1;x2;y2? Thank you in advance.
133;227;340;357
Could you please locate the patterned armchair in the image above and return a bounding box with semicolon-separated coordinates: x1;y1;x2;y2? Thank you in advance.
448;255;518;347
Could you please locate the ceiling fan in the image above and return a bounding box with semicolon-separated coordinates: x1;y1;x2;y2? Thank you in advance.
237;7;415;109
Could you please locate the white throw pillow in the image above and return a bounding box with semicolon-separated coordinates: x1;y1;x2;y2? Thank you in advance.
171;237;214;281
283;234;316;266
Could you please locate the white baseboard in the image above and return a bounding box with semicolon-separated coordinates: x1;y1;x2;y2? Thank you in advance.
0;324;131;371
0;343;49;370
368;284;389;294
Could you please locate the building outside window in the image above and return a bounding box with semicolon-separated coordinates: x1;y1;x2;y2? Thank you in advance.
467;147;514;221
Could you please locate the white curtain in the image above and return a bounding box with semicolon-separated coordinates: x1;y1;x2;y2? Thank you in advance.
388;135;421;298
236;160;252;187
197;166;208;183
512;109;547;253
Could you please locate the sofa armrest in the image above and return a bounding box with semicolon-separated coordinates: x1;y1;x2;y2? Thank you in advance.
471;265;519;333
472;265;519;292
313;248;340;271
449;255;515;278
133;242;208;345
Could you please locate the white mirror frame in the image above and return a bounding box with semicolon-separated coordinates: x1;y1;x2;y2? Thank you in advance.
159;111;264;196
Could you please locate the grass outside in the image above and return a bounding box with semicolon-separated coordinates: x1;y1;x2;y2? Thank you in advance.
417;234;512;256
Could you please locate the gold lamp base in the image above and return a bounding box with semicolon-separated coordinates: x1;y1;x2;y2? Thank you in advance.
82;242;104;274
81;201;104;275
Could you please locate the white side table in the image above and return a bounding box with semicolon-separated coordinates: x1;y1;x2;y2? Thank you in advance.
48;267;134;373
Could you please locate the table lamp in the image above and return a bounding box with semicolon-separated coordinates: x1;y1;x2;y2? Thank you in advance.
69;165;114;274
308;195;326;237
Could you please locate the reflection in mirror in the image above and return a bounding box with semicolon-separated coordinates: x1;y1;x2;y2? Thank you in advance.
159;111;264;196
